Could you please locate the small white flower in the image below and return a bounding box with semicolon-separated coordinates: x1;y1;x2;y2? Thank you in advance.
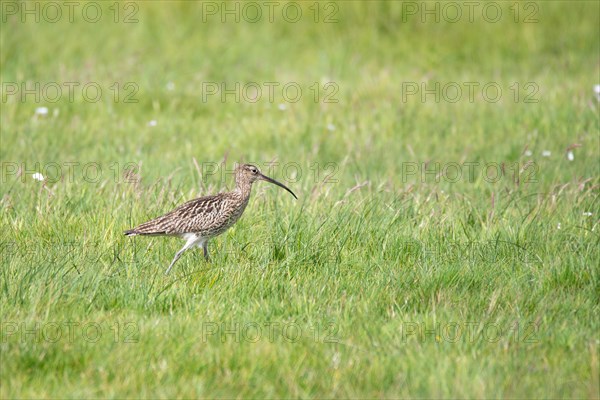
567;150;574;161
148;120;157;127
524;150;532;156
278;104;287;111
583;212;592;217
327;123;336;132
331;352;341;369
32;172;45;181
594;84;600;95
557;223;561;230
542;150;551;157
166;82;175;91
35;107;48;116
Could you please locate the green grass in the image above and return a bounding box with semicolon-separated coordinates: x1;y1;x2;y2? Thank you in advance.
1;1;599;398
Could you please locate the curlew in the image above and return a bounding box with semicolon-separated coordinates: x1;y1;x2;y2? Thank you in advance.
125;163;297;274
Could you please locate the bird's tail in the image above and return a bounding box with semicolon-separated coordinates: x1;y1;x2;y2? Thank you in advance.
124;229;164;236
124;221;168;236
125;213;173;236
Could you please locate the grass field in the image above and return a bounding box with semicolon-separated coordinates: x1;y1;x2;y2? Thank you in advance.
1;1;599;398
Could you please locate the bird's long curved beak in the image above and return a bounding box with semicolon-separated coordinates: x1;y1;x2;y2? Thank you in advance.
259;173;298;199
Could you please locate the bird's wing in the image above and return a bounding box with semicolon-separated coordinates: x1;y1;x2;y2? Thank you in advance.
125;193;230;236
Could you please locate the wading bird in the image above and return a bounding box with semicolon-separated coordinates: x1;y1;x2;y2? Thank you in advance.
125;163;297;274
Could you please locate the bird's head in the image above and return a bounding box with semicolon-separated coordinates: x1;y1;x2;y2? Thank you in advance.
235;163;297;199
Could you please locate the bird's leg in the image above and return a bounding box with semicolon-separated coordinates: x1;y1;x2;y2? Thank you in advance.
165;249;185;275
203;241;210;262
165;235;197;275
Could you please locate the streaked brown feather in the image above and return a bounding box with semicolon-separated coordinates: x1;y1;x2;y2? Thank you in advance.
125;192;249;238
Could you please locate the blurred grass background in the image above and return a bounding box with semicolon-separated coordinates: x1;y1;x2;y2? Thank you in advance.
1;1;599;398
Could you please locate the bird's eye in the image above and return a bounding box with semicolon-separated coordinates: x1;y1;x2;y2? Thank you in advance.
251;167;257;173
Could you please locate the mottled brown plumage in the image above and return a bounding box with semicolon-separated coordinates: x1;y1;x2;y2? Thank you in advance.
125;163;297;274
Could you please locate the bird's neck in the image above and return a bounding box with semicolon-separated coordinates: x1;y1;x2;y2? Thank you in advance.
235;179;253;199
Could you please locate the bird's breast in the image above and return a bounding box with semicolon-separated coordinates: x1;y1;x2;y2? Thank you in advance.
200;195;249;237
